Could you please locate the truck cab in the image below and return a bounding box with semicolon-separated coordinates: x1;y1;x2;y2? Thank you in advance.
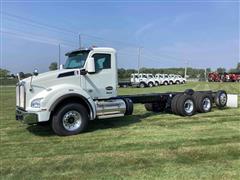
16;47;133;135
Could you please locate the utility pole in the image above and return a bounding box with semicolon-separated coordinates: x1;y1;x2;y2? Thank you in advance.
205;68;207;82
137;47;142;75
58;44;61;69
184;60;188;78
79;34;82;48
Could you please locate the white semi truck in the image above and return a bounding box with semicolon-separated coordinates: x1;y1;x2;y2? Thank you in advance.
16;47;228;136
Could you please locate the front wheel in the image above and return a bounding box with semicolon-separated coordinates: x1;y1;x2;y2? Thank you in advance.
148;82;154;88
139;82;145;88
163;81;168;86
52;103;89;136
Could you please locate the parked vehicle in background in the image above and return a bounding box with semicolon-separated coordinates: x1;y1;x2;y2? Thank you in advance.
228;73;240;82
155;74;169;86
168;74;176;85
208;72;221;82
146;74;156;87
208;72;240;82
130;73;155;88
175;75;186;84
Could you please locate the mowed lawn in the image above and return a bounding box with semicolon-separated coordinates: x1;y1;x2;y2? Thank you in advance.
0;82;240;179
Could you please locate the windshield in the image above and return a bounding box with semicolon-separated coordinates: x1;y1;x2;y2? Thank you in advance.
64;51;89;69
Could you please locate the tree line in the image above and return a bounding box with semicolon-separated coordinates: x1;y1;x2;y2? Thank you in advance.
0;62;239;80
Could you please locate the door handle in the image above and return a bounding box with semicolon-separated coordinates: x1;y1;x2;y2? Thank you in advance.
105;86;113;90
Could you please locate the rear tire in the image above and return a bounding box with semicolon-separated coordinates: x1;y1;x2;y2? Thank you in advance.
52;103;89;136
214;90;227;109
155;81;160;86
176;95;196;116
193;93;212;113
163;81;168;86
171;94;182;115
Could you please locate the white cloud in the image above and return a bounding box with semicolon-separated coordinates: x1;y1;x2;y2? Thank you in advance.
135;22;155;38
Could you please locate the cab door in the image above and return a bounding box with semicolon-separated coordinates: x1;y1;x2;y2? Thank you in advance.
84;53;117;99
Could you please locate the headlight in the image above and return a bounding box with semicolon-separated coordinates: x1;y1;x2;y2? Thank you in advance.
31;98;43;108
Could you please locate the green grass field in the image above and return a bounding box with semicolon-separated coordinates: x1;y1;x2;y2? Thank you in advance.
0;82;240;179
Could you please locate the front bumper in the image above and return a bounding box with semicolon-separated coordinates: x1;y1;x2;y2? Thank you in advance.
16;107;38;124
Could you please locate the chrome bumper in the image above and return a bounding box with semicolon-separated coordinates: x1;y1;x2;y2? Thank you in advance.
16;107;38;124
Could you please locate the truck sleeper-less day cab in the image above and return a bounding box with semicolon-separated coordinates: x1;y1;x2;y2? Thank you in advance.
16;47;228;136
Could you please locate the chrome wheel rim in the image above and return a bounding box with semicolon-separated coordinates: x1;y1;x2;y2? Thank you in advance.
219;93;227;105
62;110;81;131
203;98;211;111
140;84;144;88
184;99;194;114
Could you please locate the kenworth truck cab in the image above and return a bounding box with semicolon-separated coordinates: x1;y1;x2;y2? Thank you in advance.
16;47;228;136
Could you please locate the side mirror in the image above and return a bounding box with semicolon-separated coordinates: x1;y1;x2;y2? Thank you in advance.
86;57;95;73
33;69;38;76
59;64;64;70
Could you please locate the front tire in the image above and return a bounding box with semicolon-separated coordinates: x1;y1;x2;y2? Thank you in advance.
139;82;146;88
52;103;89;136
148;82;154;88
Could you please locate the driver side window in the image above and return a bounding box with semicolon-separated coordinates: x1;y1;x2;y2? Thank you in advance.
92;53;111;72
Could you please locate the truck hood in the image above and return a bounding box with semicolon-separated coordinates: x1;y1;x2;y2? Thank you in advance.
21;69;80;90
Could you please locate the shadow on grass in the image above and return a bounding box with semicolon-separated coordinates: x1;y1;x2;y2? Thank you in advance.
26;112;156;136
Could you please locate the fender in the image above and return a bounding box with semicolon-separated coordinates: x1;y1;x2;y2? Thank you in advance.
49;93;95;120
30;84;97;120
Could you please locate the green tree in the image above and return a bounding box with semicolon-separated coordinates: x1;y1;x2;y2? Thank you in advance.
237;62;240;70
49;62;58;71
216;67;226;74
0;68;10;77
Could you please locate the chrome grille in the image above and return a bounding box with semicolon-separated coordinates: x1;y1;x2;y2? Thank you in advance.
16;83;26;109
16;85;20;106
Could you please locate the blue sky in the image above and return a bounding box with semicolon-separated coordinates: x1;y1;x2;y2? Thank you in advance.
0;1;239;73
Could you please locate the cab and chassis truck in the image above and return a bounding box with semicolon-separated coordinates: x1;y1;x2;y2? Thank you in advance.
16;47;228;136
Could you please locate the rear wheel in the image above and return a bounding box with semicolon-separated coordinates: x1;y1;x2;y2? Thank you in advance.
52;103;89;136
214;90;227;109
163;81;168;86
193;93;212;113
169;81;173;85
155;81;160;86
171;94;182;115
176;95;196;116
